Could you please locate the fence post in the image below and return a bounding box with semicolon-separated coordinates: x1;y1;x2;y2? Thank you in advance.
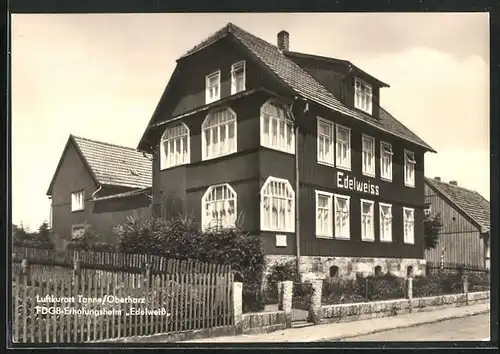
280;281;293;328
406;277;413;313
20;259;30;283
462;275;469;305
73;258;81;289
232;282;243;335
308;280;323;325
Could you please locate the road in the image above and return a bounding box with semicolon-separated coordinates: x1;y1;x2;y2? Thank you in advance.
340;313;490;341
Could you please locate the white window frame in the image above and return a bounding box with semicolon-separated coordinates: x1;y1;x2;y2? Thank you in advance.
403;207;415;244
317;117;335;166
231;61;246;95
335;124;351;171
260;99;295;155
360;199;375;242
315;190;333;238
260;177;295;233
379;203;393;243
201;107;237;161
71;224;86;240
424;205;432;217
201;183;237;230
205;70;221;104
334;194;350;239
380;141;393;182
362;134;376;177
160;122;190;170
404;149;416;188
354;77;373;115
71;190;84;212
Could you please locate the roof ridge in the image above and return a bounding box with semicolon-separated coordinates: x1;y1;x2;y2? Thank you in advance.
425;176;484;195
71;134;145;153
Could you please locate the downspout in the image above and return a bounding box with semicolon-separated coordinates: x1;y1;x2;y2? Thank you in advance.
92;185;102;199
286;97;309;277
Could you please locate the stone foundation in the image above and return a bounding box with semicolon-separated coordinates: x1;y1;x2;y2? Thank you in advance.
264;255;426;282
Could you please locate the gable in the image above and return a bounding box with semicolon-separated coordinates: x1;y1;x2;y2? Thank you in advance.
424;178;490;233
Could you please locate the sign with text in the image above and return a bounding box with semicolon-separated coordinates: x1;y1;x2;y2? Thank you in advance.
337;171;380;196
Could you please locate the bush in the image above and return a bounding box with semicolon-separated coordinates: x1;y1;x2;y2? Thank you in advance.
413;273;463;297
467;272;490;292
114;215;265;291
322;272;405;305
264;260;299;304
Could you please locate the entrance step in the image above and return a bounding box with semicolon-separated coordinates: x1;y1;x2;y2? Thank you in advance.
291;320;314;329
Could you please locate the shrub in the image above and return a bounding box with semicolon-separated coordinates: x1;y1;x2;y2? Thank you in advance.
467;272;490;292
322;272;405;305
264;260;299;304
114;215;265;291
413;273;463;297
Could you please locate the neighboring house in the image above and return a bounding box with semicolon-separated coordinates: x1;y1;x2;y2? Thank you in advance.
136;23;436;280
424;177;490;269
46;135;153;247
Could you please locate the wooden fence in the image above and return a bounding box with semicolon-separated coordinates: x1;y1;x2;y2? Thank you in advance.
12;246;231;275
12;261;234;343
425;262;490;276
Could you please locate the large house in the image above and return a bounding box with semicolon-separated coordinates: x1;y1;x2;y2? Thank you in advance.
46;135;152;247
136;23;436;280
424;177;490;269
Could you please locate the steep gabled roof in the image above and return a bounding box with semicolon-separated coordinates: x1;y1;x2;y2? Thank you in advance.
47;135;152;195
173;23;435;153
425;177;490;234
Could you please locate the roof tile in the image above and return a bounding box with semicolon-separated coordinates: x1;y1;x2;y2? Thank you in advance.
72;136;152;189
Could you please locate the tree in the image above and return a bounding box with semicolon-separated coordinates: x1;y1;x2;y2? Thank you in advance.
33;222;52;246
424;212;443;250
12;223;31;243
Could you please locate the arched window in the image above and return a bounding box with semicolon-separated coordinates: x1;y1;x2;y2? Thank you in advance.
160;123;190;170
202;183;237;229
202;107;237;160
329;265;339;278
374;265;382;276
260;100;295;154
260;177;295;232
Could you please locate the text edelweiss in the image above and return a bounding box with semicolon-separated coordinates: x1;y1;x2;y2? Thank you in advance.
36;295;146;304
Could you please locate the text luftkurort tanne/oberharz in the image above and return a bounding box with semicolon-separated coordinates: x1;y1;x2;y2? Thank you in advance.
34;294;170;317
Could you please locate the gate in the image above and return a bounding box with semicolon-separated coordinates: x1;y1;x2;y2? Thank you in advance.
291;282;314;324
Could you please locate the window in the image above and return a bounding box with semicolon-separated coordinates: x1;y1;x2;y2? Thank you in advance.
202;184;237;229
202;108;237;160
315;191;333;238
71;191;84;212
261;177;295;232
407;266;414;278
379;203;392;242
317;118;334;166
205;71;221;104
424;205;432;217
335;125;351;170
160;123;190;170
231;61;246;95
361;199;375;241
380;142;393;181
260;100;295;154
403;207;415;244
374;265;382;276
329;266;339;278
334;194;350;239
71;225;86;240
404;150;416;187
362;135;375;177
354;77;373;115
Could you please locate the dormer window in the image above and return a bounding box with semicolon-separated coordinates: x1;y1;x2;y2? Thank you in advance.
354;77;372;115
231;61;246;95
205;71;221;104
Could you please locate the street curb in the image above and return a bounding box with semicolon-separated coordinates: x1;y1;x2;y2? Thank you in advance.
320;309;489;341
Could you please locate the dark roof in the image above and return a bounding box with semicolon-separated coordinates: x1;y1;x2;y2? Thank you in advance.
177;23;435;152
425;177;490;233
284;51;390;88
47;135;152;195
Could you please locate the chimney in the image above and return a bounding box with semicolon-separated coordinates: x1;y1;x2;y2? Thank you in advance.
434;177;441;182
277;30;289;51
449;181;458;186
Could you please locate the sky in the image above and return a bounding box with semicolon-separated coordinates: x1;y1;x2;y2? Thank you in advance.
11;13;490;230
